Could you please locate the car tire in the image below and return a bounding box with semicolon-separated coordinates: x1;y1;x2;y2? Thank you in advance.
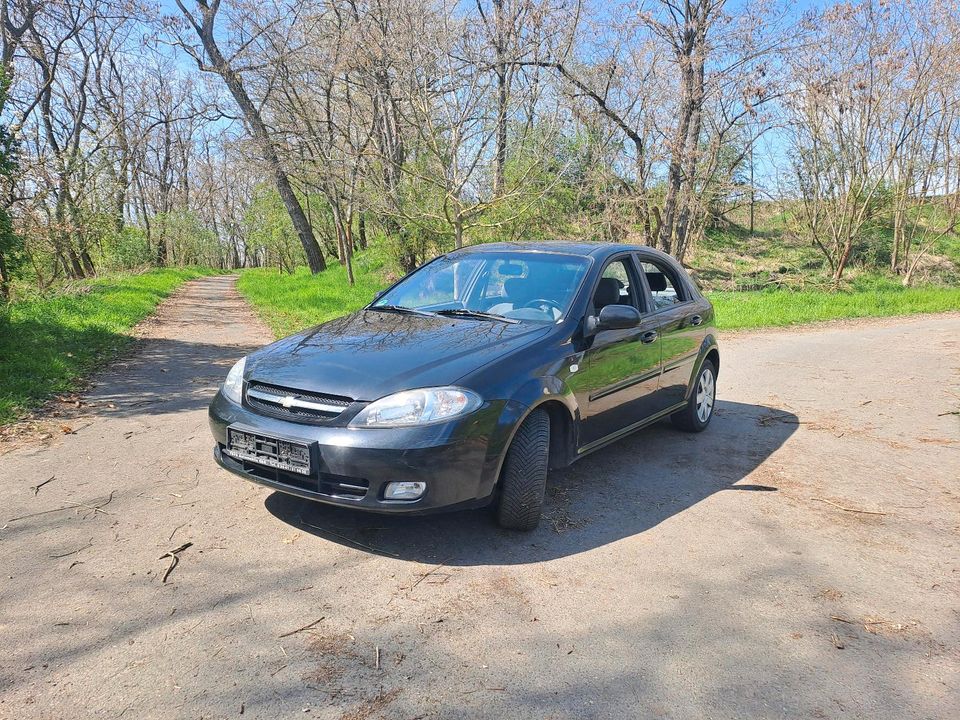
496;408;550;531
671;358;717;433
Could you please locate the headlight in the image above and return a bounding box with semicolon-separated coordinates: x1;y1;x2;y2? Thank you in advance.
350;387;482;427
222;357;246;404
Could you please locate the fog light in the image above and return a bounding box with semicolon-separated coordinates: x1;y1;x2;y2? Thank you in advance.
384;481;426;501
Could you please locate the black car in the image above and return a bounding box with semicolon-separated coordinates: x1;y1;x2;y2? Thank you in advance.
209;242;719;530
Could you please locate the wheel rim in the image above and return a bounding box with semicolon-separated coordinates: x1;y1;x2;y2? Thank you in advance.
695;367;715;423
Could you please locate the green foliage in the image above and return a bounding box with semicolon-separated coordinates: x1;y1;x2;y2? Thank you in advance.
155;211;221;267
237;249;389;338
243;186;305;272
472;136;580;245
98;225;154;270
0;268;217;424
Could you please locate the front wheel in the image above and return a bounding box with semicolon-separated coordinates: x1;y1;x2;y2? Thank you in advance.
496;408;550;530
671;359;717;432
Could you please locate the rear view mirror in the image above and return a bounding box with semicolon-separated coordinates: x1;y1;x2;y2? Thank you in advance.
499;263;524;276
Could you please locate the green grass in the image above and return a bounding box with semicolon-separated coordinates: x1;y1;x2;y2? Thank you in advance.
0;267;216;425
237;249;958;338
710;282;960;330
237;252;389;338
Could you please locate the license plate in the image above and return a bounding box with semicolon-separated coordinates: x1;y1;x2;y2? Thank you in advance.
226;427;313;476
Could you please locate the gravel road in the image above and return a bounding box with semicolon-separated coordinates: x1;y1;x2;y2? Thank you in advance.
1;276;958;720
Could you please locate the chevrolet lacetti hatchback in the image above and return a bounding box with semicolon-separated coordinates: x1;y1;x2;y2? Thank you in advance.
209;242;719;530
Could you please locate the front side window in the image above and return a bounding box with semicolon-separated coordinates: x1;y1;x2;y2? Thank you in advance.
373;251;591;323
593;257;642;312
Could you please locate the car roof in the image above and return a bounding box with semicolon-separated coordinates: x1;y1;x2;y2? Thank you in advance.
450;241;665;260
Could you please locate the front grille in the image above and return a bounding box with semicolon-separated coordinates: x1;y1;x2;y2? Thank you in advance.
237;457;369;499
245;381;353;424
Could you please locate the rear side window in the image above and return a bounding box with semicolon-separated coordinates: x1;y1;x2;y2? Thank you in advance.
640;259;686;310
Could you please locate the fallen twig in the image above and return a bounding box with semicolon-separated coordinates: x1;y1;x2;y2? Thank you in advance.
158;542;193;584
31;475;56;496
298;518;400;557
6;491;115;522
50;540;92;559
63;491;115;517
410;558;451;590
6;506;75;522
811;497;887;516
278;616;325;638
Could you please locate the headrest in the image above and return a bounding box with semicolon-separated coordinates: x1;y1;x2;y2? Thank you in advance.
503;277;528;301
646;272;667;292
594;277;621;309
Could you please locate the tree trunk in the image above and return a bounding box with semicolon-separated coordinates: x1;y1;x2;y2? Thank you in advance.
491;0;508;196
357;212;367;251
673;50;706;264
182;0;326;273
344;220;355;286
80;249;96;276
0;249;9;301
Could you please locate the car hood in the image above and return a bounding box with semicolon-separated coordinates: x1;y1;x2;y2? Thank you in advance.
246;310;552;400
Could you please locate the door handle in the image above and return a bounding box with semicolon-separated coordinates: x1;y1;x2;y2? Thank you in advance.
640;330;658;344
688;315;703;327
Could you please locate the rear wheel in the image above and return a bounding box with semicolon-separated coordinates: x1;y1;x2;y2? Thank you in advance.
496;408;550;530
671;359;716;433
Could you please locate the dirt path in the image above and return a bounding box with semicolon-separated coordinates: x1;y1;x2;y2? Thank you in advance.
1;276;958;719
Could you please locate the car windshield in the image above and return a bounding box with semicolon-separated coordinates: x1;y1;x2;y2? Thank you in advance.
372;251;591;323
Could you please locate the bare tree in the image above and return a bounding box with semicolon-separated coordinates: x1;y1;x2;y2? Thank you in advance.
785;1;922;282
172;0;327;272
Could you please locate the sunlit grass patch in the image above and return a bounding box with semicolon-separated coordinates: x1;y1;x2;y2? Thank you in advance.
0;268;216;425
710;283;960;330
237;252;389;338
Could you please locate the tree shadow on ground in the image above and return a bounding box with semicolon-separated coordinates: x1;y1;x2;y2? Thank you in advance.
79;337;259;419
265;400;797;565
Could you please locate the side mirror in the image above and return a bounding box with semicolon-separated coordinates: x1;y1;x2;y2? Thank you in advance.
589;304;642;333
373;289;386;301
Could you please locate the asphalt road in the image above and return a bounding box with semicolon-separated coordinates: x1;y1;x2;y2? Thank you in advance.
1;276;958;720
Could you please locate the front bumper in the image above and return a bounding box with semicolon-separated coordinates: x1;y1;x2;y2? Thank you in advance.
208;390;524;514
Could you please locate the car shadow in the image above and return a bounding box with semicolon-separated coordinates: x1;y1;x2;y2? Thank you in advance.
263;400;797;565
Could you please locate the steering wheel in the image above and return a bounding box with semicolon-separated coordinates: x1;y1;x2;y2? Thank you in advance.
522;299;563;315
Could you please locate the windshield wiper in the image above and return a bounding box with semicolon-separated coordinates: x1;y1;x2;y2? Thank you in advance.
435;308;519;324
368;304;438;317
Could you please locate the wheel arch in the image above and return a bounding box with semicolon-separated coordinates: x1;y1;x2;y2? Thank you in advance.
705;346;720;377
491;389;579;494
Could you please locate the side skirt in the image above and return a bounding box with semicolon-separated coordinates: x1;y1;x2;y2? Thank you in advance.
573;401;688;462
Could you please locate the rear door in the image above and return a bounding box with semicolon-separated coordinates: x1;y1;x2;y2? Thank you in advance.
636;253;706;410
574;255;663;448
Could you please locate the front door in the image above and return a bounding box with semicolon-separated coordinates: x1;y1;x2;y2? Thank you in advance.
574;256;663;449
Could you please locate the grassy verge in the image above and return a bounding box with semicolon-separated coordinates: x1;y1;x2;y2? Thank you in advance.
0;267;216;425
239;255;958;337
237;252;388;338
711;283;960;330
